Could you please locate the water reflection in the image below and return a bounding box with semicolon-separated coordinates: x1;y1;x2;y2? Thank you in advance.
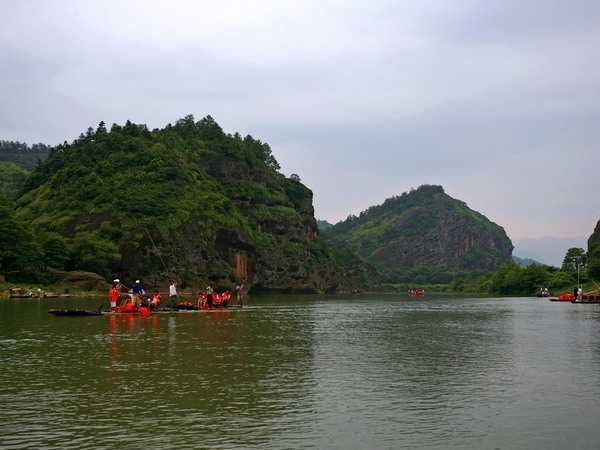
2;295;600;449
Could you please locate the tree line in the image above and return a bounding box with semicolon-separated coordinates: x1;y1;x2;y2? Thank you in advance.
449;248;594;295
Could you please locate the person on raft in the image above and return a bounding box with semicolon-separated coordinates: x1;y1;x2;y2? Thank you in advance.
129;280;146;309
169;279;178;309
150;290;161;311
206;284;214;309
235;281;245;308
113;278;123;295
108;282;119;311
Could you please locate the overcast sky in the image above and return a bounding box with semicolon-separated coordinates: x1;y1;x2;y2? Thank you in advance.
1;0;599;247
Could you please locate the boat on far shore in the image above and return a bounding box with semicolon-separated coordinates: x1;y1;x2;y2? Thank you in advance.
408;289;425;296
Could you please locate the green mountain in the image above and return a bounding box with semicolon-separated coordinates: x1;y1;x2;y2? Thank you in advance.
12;116;340;293
325;185;514;282
316;219;333;230
588;219;600;280
0;140;51;171
0;141;51;199
0;162;29;199
513;255;546;267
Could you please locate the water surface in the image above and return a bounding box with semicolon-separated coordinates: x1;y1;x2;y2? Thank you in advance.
1;294;599;449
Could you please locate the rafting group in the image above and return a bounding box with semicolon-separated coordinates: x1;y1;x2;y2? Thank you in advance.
108;278;245;313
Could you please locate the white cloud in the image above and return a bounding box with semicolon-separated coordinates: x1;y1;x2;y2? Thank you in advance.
1;0;599;241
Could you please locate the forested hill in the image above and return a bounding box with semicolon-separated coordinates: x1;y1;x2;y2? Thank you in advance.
12;115;341;293
0;141;51;171
0;141;52;199
324;185;514;282
588;219;600;280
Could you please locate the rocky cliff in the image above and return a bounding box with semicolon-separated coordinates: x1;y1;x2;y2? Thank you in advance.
14;116;341;293
326;185;514;278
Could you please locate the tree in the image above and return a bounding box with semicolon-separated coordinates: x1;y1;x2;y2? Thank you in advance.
41;233;70;271
69;232;120;277
522;264;551;293
0;162;28;199
0;199;42;271
562;248;587;272
588;227;600;280
588;245;600;280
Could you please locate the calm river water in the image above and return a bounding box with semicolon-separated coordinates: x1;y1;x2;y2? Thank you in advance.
1;294;600;449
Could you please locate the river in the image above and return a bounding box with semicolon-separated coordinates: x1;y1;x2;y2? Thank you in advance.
1;294;599;449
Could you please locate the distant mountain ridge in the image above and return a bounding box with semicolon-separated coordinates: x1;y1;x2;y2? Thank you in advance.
513;236;587;267
0;141;51;199
324;185;514;281
0;140;51;171
512;255;545;267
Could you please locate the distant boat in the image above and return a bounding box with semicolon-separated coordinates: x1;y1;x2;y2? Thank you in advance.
408;289;425;296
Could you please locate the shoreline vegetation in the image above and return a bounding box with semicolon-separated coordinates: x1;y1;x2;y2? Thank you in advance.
2;279;598;300
2;121;597;296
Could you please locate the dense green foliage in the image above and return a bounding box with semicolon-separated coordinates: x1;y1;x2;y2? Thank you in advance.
4;115;335;291
0;195;120;276
0;196;43;271
449;247;593;295
561;247;587;272
0;138;47;200
325;184;513;282
15;116;278;238
586;223;600;280
0;162;29;199
0;140;51;171
588;245;600;280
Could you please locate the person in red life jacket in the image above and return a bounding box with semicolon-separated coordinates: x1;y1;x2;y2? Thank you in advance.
150;290;161;311
197;293;208;310
213;292;222;308
108;282;119;311
221;290;231;307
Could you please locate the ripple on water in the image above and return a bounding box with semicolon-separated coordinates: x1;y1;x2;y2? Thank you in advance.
3;296;600;449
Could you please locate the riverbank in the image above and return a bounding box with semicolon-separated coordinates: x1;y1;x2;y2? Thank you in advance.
0;282;103;299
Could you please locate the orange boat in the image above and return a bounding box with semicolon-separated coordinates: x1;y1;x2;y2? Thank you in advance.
554;293;574;301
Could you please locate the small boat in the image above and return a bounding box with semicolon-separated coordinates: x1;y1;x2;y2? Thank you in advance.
549;294;574;302
571;293;600;303
408;289;425;296
48;309;103;316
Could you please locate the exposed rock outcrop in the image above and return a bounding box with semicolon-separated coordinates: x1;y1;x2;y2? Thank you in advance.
14;116;341;294
326;185;513;275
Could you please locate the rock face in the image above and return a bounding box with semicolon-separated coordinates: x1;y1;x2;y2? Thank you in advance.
51;271;108;292
327;185;514;274
587;219;600;279
14;116;341;294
